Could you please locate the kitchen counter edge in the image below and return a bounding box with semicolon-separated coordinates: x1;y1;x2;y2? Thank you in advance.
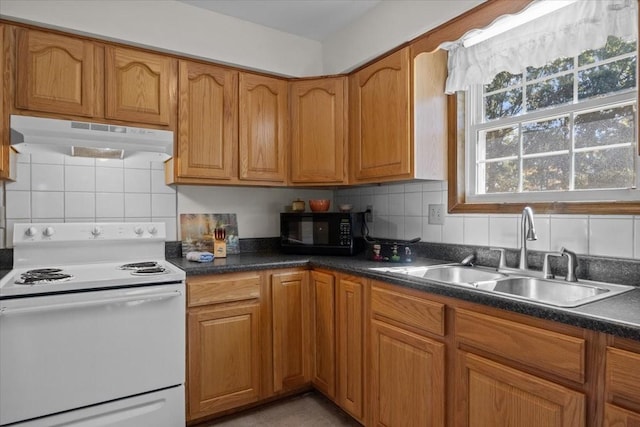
168;254;640;342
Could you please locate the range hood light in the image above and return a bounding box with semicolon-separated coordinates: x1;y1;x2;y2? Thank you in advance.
71;146;125;159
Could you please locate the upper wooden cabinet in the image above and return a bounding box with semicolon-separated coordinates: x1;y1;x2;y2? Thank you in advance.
349;47;448;184
239;72;288;183
350;47;411;182
15;28;99;117
105;46;176;126
289;77;347;185
176;60;237;181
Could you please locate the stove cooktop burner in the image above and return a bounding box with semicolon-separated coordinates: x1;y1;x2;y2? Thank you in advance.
119;262;161;270
120;261;168;276
16;269;74;285
131;267;168;276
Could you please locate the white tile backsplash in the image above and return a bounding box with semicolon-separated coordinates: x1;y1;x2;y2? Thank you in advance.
151;193;177;217
6;191;31;219
96;167;124;192
463;216;489;246
65;166;95;192
404;192;422;216
334;183;638;259
3;152;178;245
96;193;125;218
124;169;151;193
31;164;64;191
388;193;404;216
32;191;64;219
65;192;95;218
589;216;633;258
124;193;151;217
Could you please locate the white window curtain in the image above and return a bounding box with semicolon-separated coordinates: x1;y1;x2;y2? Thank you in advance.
444;0;638;94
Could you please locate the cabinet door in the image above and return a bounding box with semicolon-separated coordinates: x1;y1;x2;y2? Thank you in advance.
337;276;365;421
177;60;237;180
350;47;411;182
16;28;97;117
239;73;288;183
310;271;336;398
371;320;445;427
290;77;346;184
604;404;640;427
457;351;585;427
271;270;310;392
0;24;7;178
105;46;176;126
187;302;261;420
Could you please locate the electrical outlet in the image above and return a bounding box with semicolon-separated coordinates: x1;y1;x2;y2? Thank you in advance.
428;204;444;225
365;205;373;222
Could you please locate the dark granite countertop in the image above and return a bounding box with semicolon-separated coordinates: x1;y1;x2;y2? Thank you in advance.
169;253;640;342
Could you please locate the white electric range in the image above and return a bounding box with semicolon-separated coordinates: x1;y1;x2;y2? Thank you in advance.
0;222;186;427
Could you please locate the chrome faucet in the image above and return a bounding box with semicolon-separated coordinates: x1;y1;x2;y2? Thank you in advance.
519;207;538;270
561;247;578;282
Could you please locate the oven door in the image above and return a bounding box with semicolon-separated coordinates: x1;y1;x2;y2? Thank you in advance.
0;283;185;426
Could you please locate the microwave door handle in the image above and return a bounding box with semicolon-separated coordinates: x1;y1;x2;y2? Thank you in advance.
0;290;183;317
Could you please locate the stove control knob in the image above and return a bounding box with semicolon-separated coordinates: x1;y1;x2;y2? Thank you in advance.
42;227;55;237
134;226;144;236
147;226;158;235
25;226;38;237
91;226;102;237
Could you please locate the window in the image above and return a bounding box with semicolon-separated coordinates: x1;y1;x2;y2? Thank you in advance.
440;0;640;214
467;36;638;203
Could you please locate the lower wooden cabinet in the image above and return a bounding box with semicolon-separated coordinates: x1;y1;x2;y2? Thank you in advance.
337;275;366;422
370;319;445;426
457;351;585;427
310;270;336;398
186;272;263;422
271;270;311;393
187;302;261;418
604;345;640;426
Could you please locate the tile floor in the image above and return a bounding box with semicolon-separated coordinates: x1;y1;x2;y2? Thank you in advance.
196;392;361;426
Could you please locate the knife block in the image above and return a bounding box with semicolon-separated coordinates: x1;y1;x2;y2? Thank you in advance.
214;239;227;258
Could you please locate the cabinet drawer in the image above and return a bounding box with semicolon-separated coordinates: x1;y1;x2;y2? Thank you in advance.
456;309;585;383
606;347;640;406
371;285;444;336
187;273;261;307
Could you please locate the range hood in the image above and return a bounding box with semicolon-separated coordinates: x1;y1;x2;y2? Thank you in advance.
10;115;174;160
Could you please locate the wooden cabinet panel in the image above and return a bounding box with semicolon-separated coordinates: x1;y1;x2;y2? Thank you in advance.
290;77;347;184
271;270;310;392
187;272;260;307
1;24;7;179
310;271;336;398
371;283;444;336
239;73;288;183
456;308;585;383
16;28;97;117
336;276;365;421
187;302;261;419
350;47;411;182
606;347;640;407
371;320;445;427
604;403;640;427
457;351;585;427
177;60;237;180
105;46;176;126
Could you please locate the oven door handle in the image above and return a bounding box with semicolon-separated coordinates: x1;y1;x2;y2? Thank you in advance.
0;290;183;316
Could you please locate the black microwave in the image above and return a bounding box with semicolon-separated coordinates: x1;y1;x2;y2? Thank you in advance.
280;212;364;256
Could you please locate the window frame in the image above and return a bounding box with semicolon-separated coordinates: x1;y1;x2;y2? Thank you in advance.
439;0;640;215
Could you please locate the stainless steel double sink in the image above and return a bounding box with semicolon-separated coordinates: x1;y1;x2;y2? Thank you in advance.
369;264;635;307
